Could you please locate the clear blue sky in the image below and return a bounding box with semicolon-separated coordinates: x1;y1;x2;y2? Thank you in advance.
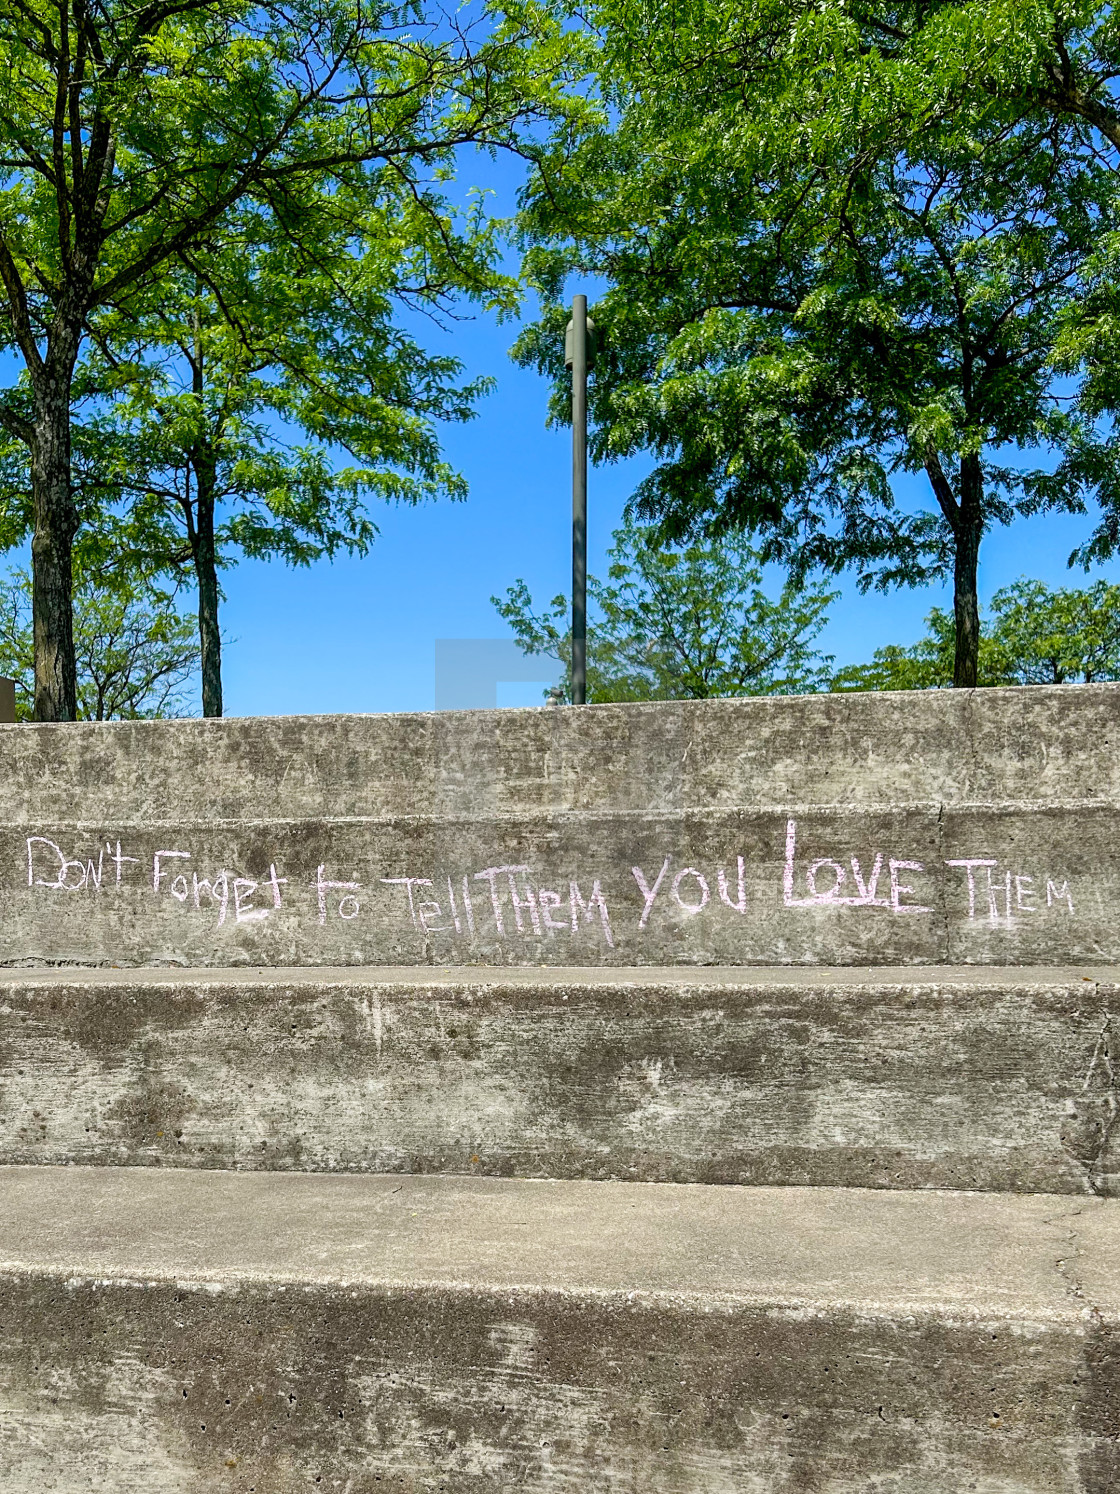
216;314;1115;715
4;148;1119;715
216;363;1116;716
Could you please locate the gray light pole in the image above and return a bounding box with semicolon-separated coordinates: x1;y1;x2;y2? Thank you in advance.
566;294;589;704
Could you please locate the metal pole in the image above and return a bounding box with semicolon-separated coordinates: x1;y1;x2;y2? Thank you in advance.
570;294;588;705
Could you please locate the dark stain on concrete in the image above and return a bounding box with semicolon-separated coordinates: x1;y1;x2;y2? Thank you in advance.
0;1273;1102;1491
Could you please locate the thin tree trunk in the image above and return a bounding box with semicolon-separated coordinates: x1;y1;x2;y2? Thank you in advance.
195;458;222;719
30;383;79;722
952;452;983;689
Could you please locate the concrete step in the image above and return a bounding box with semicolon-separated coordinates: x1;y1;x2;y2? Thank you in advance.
6;687;1120;823
2;800;1114;968
3;690;1119;968
0;1165;1115;1491
3;964;1119;1195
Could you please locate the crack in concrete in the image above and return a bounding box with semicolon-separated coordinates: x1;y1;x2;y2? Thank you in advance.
1088;1014;1120;1199
963;686;983;802
1061;1000;1120;1197
1044;1199;1093;1308
1043;1195;1120;1494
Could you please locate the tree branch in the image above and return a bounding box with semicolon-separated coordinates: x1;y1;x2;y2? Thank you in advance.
0;232;45;380
924;449;961;530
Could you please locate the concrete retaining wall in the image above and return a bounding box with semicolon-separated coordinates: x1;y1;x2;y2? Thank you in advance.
0;965;1117;1194
2;688;1118;968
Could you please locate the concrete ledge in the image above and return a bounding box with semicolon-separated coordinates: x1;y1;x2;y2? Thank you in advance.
4;690;1118;969
0;1165;1113;1309
0;1167;1116;1490
1;800;1113;966
1;966;1119;1194
3;687;1120;823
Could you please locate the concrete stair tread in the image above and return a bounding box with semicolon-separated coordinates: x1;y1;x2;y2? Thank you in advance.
4;962;1120;987
0;1164;1117;1321
2;1166;1115;1489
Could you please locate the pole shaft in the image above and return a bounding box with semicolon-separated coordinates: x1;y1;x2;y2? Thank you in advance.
571;294;588;705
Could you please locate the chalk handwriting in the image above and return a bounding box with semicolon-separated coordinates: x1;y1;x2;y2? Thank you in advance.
21;822;1079;943
945;859;1075;922
632;858;669;929
381;865;615;948
318;865;360;924
26;837;138;893
26;838;288;927
783;819;931;914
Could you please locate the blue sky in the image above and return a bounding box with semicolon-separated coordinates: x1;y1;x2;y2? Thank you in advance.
215;309;1117;716
4;148;1119;716
218;151;1120;715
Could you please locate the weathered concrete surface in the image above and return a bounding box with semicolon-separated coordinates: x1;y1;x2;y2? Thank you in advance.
0;802;1109;967
0;687;1117;968
6;693;1120;1489
0;1166;1116;1491
3;686;1120;822
2;965;1120;1195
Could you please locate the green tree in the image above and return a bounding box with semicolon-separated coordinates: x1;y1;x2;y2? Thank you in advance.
493;520;836;701
988;577;1120;684
513;0;1114;689
832;577;1120;691
66;227;496;716
830;607;1004;691
0;567;198;720
0;0;581;720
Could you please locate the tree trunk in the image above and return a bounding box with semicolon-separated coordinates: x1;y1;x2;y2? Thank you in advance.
952;452;983;689
29;385;79;722
195;457;222;718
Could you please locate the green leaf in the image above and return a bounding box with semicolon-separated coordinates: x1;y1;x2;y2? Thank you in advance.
495;516;836;701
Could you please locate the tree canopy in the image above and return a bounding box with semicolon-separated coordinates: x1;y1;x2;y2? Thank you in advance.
16;190;507;715
494;519;836;701
832;577;1120;690
0;566;198;720
513;0;1120;687
0;0;582;717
